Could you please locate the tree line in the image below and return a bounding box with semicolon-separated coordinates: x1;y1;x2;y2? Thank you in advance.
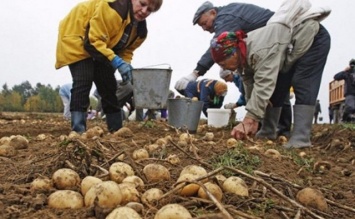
0;81;97;112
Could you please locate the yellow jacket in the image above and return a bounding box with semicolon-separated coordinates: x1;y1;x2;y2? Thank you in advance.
55;0;147;69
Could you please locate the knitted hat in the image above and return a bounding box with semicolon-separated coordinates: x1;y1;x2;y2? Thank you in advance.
219;69;232;79
214;81;228;96
193;1;214;25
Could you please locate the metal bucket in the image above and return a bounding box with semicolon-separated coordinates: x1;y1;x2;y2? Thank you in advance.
132;68;172;109
168;98;203;133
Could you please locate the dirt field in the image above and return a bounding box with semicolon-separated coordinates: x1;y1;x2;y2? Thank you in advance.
0;112;354;219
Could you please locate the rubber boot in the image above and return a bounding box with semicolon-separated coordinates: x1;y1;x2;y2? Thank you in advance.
255;107;282;140
71;111;87;133
106;111;123;132
284;105;315;149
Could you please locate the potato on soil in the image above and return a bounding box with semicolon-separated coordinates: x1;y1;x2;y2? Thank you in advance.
118;183;140;204
180;165;207;178
264;149;282;161
165;154;180;165
197;182;223;202
141;188;164;205
48;190;84;209
85;126;104;138
132;148;149;160
0;144;17;157
296;187;328;211
30;177;54;192
154;203;192;219
122;175;145;190
204;132;214;141
80;176;102;196
114;127;133;138
143;164;170;183
109;162;135;183
106;206;142;219
145;143;164;154
0;136;11;145
179;133;192;142
52;168;80;190
176;173;200;197
155;138;168;146
222;176;249;197
9;135;29;149
84;181;122;209
226;138;237;148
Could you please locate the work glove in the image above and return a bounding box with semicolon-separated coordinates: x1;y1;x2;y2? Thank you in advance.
174;71;199;91
224;102;236;109
111;56;133;83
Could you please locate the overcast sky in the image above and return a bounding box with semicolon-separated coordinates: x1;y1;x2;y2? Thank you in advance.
1;0;354;121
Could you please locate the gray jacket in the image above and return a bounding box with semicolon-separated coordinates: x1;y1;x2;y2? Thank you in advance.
196;3;274;75
243;19;319;121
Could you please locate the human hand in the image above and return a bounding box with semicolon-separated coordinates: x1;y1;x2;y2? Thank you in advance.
117;63;133;82
111;56;133;83
174;71;199;90
224;102;236;109
231;117;259;140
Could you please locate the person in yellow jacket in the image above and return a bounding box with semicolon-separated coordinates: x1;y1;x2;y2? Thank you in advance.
55;0;163;133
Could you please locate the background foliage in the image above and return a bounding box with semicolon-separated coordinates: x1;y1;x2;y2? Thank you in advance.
0;81;97;112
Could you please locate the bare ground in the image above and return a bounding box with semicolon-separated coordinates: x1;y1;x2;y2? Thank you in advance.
0;112;354;219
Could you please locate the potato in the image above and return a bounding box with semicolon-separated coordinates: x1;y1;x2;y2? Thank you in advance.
68;131;80;139
52;168;81;190
155;138;168;146
179;133;192;142
85;126;104;138
84;181;122;209
9;135;29;149
122;176;145;191
30;177;53;192
106;206;142;219
0;136;11;145
0;144;17;157
197;182;223;202
132;148;149;160
204;132;214;141
154;204;192;219
165;154;180;165
296;187;328;211
264;149;282;161
226;138;237;148
141;188;164;205
109;162;135;183
48;190;84;209
80;176;102;196
36;134;47;141
118;183;140;204
143;164;170;183
180;165;207;178
145;143;164;154
114;127;133;138
222;176;249;197
176;173;200;197
177;140;187;147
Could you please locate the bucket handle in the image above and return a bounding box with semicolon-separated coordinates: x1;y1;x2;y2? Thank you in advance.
139;63;172;69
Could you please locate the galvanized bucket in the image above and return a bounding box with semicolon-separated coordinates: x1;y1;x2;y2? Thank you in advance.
167;98;203;133
132;68;172;109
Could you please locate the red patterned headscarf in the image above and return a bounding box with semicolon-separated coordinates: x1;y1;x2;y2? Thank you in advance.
210;30;247;66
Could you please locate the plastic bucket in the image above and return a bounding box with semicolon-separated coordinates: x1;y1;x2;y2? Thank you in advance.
207;109;231;127
132;68;172;109
167;98;203;133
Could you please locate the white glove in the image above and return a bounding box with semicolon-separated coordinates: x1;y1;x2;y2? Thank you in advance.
174;71;198;90
289;92;294;99
224;103;236;109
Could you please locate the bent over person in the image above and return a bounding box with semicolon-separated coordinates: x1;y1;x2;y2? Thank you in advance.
184;79;227;117
55;0;163;133
210;0;330;147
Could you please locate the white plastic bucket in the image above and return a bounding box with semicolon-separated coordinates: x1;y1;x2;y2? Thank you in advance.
207;109;231;127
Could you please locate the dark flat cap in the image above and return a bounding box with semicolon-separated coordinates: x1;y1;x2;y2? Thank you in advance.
193;1;214;25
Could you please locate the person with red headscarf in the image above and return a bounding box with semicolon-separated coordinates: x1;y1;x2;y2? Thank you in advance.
210;14;324;141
